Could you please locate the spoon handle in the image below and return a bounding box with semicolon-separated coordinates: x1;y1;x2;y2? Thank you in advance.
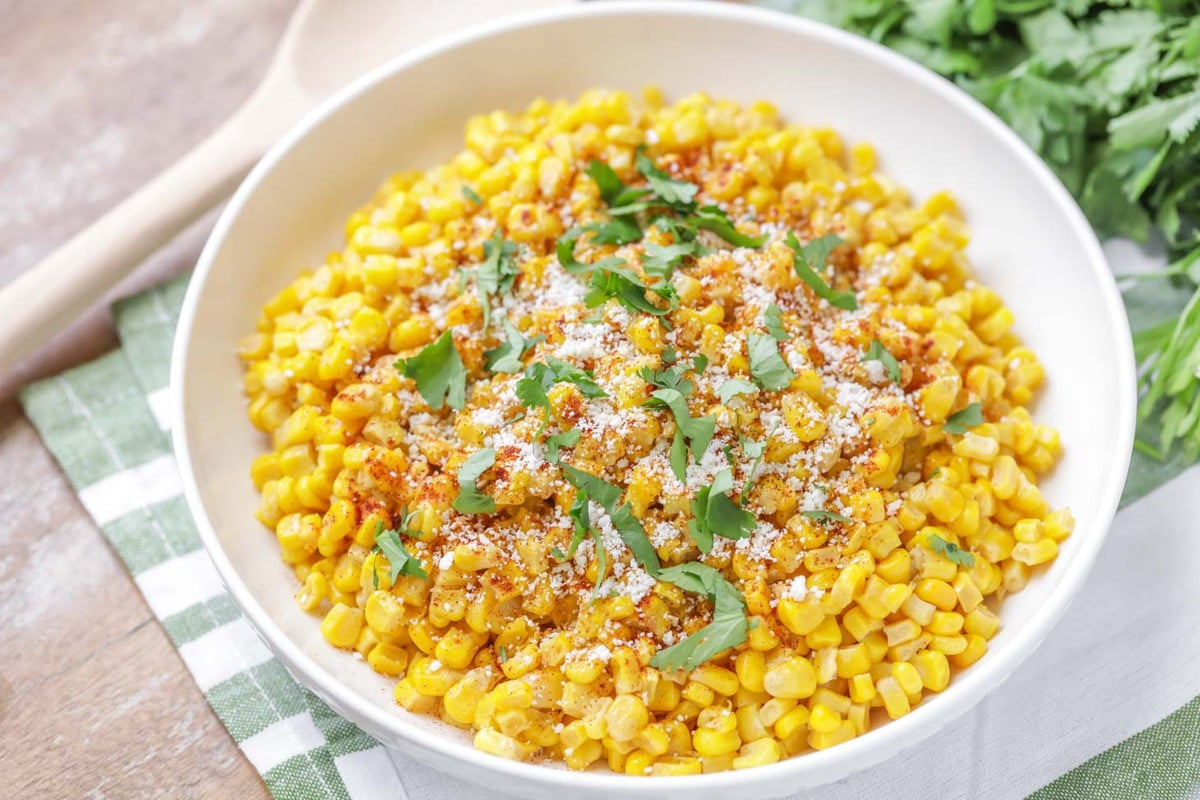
0;107;264;375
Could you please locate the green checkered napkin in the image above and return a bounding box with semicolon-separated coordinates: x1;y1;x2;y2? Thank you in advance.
20;270;1200;800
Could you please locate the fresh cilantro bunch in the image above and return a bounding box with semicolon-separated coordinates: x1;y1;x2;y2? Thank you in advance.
762;0;1200;458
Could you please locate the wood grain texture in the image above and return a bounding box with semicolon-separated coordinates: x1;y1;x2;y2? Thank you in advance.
0;1;294;797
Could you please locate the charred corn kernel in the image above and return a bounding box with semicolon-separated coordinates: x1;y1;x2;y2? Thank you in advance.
848;673;876;704
916;579;958;611
928;611;965;636
877;676;911;719
965;606;1001;639
911;649;951;692
808;703;841;734
320;605;363;648
682;681;715;707
692;665;739;696
891;662;923;695
733;738;782;770
473;729;533;761
735;651;766;693
1012;538;1058;566
952;634;989;668
777;597;824;635
409;657;464;696
772;703;810;740
651;757;703;776
606;695;650;741
763;657;817;699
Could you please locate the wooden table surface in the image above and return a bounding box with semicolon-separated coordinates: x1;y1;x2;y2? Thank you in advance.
0;2;295;797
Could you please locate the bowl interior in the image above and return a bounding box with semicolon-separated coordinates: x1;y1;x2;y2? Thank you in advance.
174;4;1132;798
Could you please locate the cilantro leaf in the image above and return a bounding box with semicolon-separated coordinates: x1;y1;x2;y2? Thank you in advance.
646;388;716;482
461;185;482;205
764;303;789;341
635;149;699;207
583;262;677;317
802;509;853;524
638;361;696;397
718;378;758;405
586;159;628;206
944;402;984;435
559;464;661;576
545;428;581;464
927;533;977;568
747;332;796;392
452;448;496;514
862;339;902;384
738;432;771;503
556;226;629;275
689;205;768;248
477;231;521;329
688;468;756;554
484;319;544;373
785;232;857;311
543;357;607;398
373;521;427;582
588;217;643;246
642;240;708;278
651;562;748;672
395;331;468;411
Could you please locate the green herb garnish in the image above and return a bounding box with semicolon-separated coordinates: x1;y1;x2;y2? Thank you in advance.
451;448;496;514
483;319;544;374
688;468;756;553
802;509;854;525
718;378;758;405
944;402;984;435
645;388;716;482
747;332;796;391
372;520;427;582
476;231;521;329
559;464;661;578
928;534;977;568
862;339;901;384
545;428;582;464
785;232;857;311
395;330;467;411
764;303;789;341
461;185;482;205
650;562;748;672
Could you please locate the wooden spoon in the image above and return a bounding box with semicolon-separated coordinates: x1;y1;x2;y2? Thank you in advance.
0;0;569;375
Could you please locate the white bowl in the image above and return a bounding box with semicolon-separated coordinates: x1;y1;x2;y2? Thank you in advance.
171;3;1136;798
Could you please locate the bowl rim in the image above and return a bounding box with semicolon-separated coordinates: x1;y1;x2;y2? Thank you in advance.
171;0;1136;791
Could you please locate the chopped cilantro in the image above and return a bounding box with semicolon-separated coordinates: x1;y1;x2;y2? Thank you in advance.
802;509;853;524
372;520;427;582
764;303;789;341
545;428;582;464
688;205;767;248
451;448;496;514
928;534;977;568
785;232;857;311
475;230;521;329
688;468;756;553
461;185;482;205
642;240;708;278
718;378;758;405
944;402;984;435
498;646;508;664
559;464;661;577
862;339;902;384
738;432;770;503
635;149;699;207
650;562;748;672
484;319;544;373
645;387;716;482
747;332;796;391
395;331;467;411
